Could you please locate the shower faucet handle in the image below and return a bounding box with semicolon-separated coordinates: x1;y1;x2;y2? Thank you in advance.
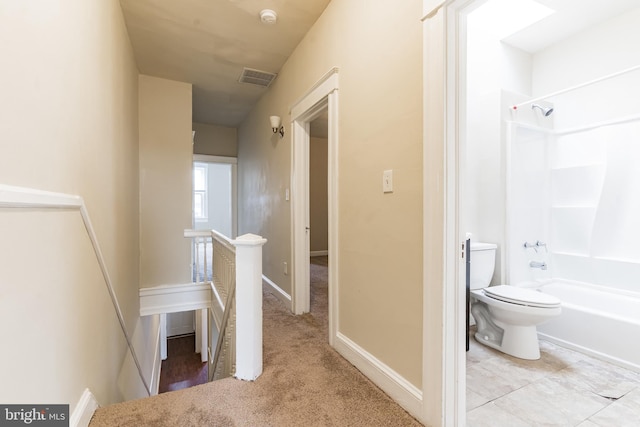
535;240;548;252
523;241;538;252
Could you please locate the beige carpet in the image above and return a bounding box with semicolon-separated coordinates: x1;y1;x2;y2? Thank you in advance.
90;257;423;426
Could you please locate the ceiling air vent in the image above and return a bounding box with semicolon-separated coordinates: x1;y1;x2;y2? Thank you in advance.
238;67;277;88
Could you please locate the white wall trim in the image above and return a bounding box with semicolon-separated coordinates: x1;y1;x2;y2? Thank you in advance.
0;184;82;209
310;250;328;257
69;388;99;427
160;313;167;360
291;117;312;315
423;0;448;20
149;319;163;395
334;333;423;421
139;282;212;316
290;67;339;118
423;1;475;425
199;309;208;362
193;154;237;164
262;275;292;306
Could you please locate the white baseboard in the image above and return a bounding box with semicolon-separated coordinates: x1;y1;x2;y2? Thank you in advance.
310;250;328;257
262;275;291;308
70;388;99;427
334;332;423;421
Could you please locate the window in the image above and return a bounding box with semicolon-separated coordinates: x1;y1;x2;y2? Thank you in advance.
193;164;208;221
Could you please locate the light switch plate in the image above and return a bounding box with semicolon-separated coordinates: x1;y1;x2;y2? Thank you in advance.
383;170;393;193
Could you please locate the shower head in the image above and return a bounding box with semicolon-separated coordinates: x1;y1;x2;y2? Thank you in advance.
531;103;554;117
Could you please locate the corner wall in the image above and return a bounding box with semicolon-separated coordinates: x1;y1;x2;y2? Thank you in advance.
139;75;193;287
0;0;143;408
192;122;238;157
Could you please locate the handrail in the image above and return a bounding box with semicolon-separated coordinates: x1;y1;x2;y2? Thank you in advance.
0;184;151;396
185;228;235;250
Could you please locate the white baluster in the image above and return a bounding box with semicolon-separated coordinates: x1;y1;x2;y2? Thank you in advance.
203;236;208;283
195;237;201;284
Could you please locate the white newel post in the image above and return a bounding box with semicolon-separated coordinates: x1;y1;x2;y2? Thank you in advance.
233;233;267;381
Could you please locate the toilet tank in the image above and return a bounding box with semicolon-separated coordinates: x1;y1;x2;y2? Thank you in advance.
470;242;497;290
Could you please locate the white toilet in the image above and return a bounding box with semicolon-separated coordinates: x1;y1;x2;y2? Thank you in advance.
470;242;561;360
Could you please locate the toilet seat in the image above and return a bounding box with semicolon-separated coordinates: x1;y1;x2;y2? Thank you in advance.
483;285;561;308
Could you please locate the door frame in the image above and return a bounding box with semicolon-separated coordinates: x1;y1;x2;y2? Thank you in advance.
291;68;339;345
423;0;476;424
193;154;238;238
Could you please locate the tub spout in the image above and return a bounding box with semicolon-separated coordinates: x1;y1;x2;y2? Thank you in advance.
530;261;547;270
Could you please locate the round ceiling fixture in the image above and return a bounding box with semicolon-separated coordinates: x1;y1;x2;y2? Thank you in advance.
260;9;278;25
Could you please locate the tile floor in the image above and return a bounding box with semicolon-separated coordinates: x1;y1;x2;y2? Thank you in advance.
467;333;640;426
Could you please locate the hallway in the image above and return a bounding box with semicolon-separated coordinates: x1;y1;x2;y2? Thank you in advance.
91;257;422;426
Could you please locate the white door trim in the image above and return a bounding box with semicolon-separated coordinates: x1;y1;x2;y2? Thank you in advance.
193;154;238;164
192;154;238;238
290;68;339;346
423;0;473;425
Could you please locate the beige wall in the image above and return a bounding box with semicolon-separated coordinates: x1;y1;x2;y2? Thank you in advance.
310;137;329;253
238;0;423;387
139;75;193;287
193;122;238;157
0;0;147;407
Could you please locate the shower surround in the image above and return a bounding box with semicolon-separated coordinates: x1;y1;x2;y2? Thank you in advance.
464;1;640;372
505;71;640;371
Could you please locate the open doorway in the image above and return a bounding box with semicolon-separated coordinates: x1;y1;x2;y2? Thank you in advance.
291;68;339;345
192;154;238;238
425;0;640;423
309;112;330;335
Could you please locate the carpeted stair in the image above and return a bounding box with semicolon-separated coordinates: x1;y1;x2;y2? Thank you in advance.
90;258;423;426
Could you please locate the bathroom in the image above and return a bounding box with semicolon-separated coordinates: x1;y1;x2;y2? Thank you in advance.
463;0;640;423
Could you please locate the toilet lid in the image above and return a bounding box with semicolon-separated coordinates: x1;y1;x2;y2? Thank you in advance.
483;285;561;308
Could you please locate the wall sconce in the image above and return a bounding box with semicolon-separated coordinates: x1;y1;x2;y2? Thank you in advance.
270;115;285;138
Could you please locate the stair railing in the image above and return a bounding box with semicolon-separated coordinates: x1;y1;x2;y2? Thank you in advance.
184;229;267;381
0;184;151;396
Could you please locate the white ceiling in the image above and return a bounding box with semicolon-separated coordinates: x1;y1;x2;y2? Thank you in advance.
119;0;639;128
119;0;331;127
503;0;640;53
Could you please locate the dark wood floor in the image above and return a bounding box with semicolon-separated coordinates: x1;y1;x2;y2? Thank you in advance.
159;334;208;393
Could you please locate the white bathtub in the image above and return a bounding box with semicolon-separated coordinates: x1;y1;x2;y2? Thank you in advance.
529;279;640;372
